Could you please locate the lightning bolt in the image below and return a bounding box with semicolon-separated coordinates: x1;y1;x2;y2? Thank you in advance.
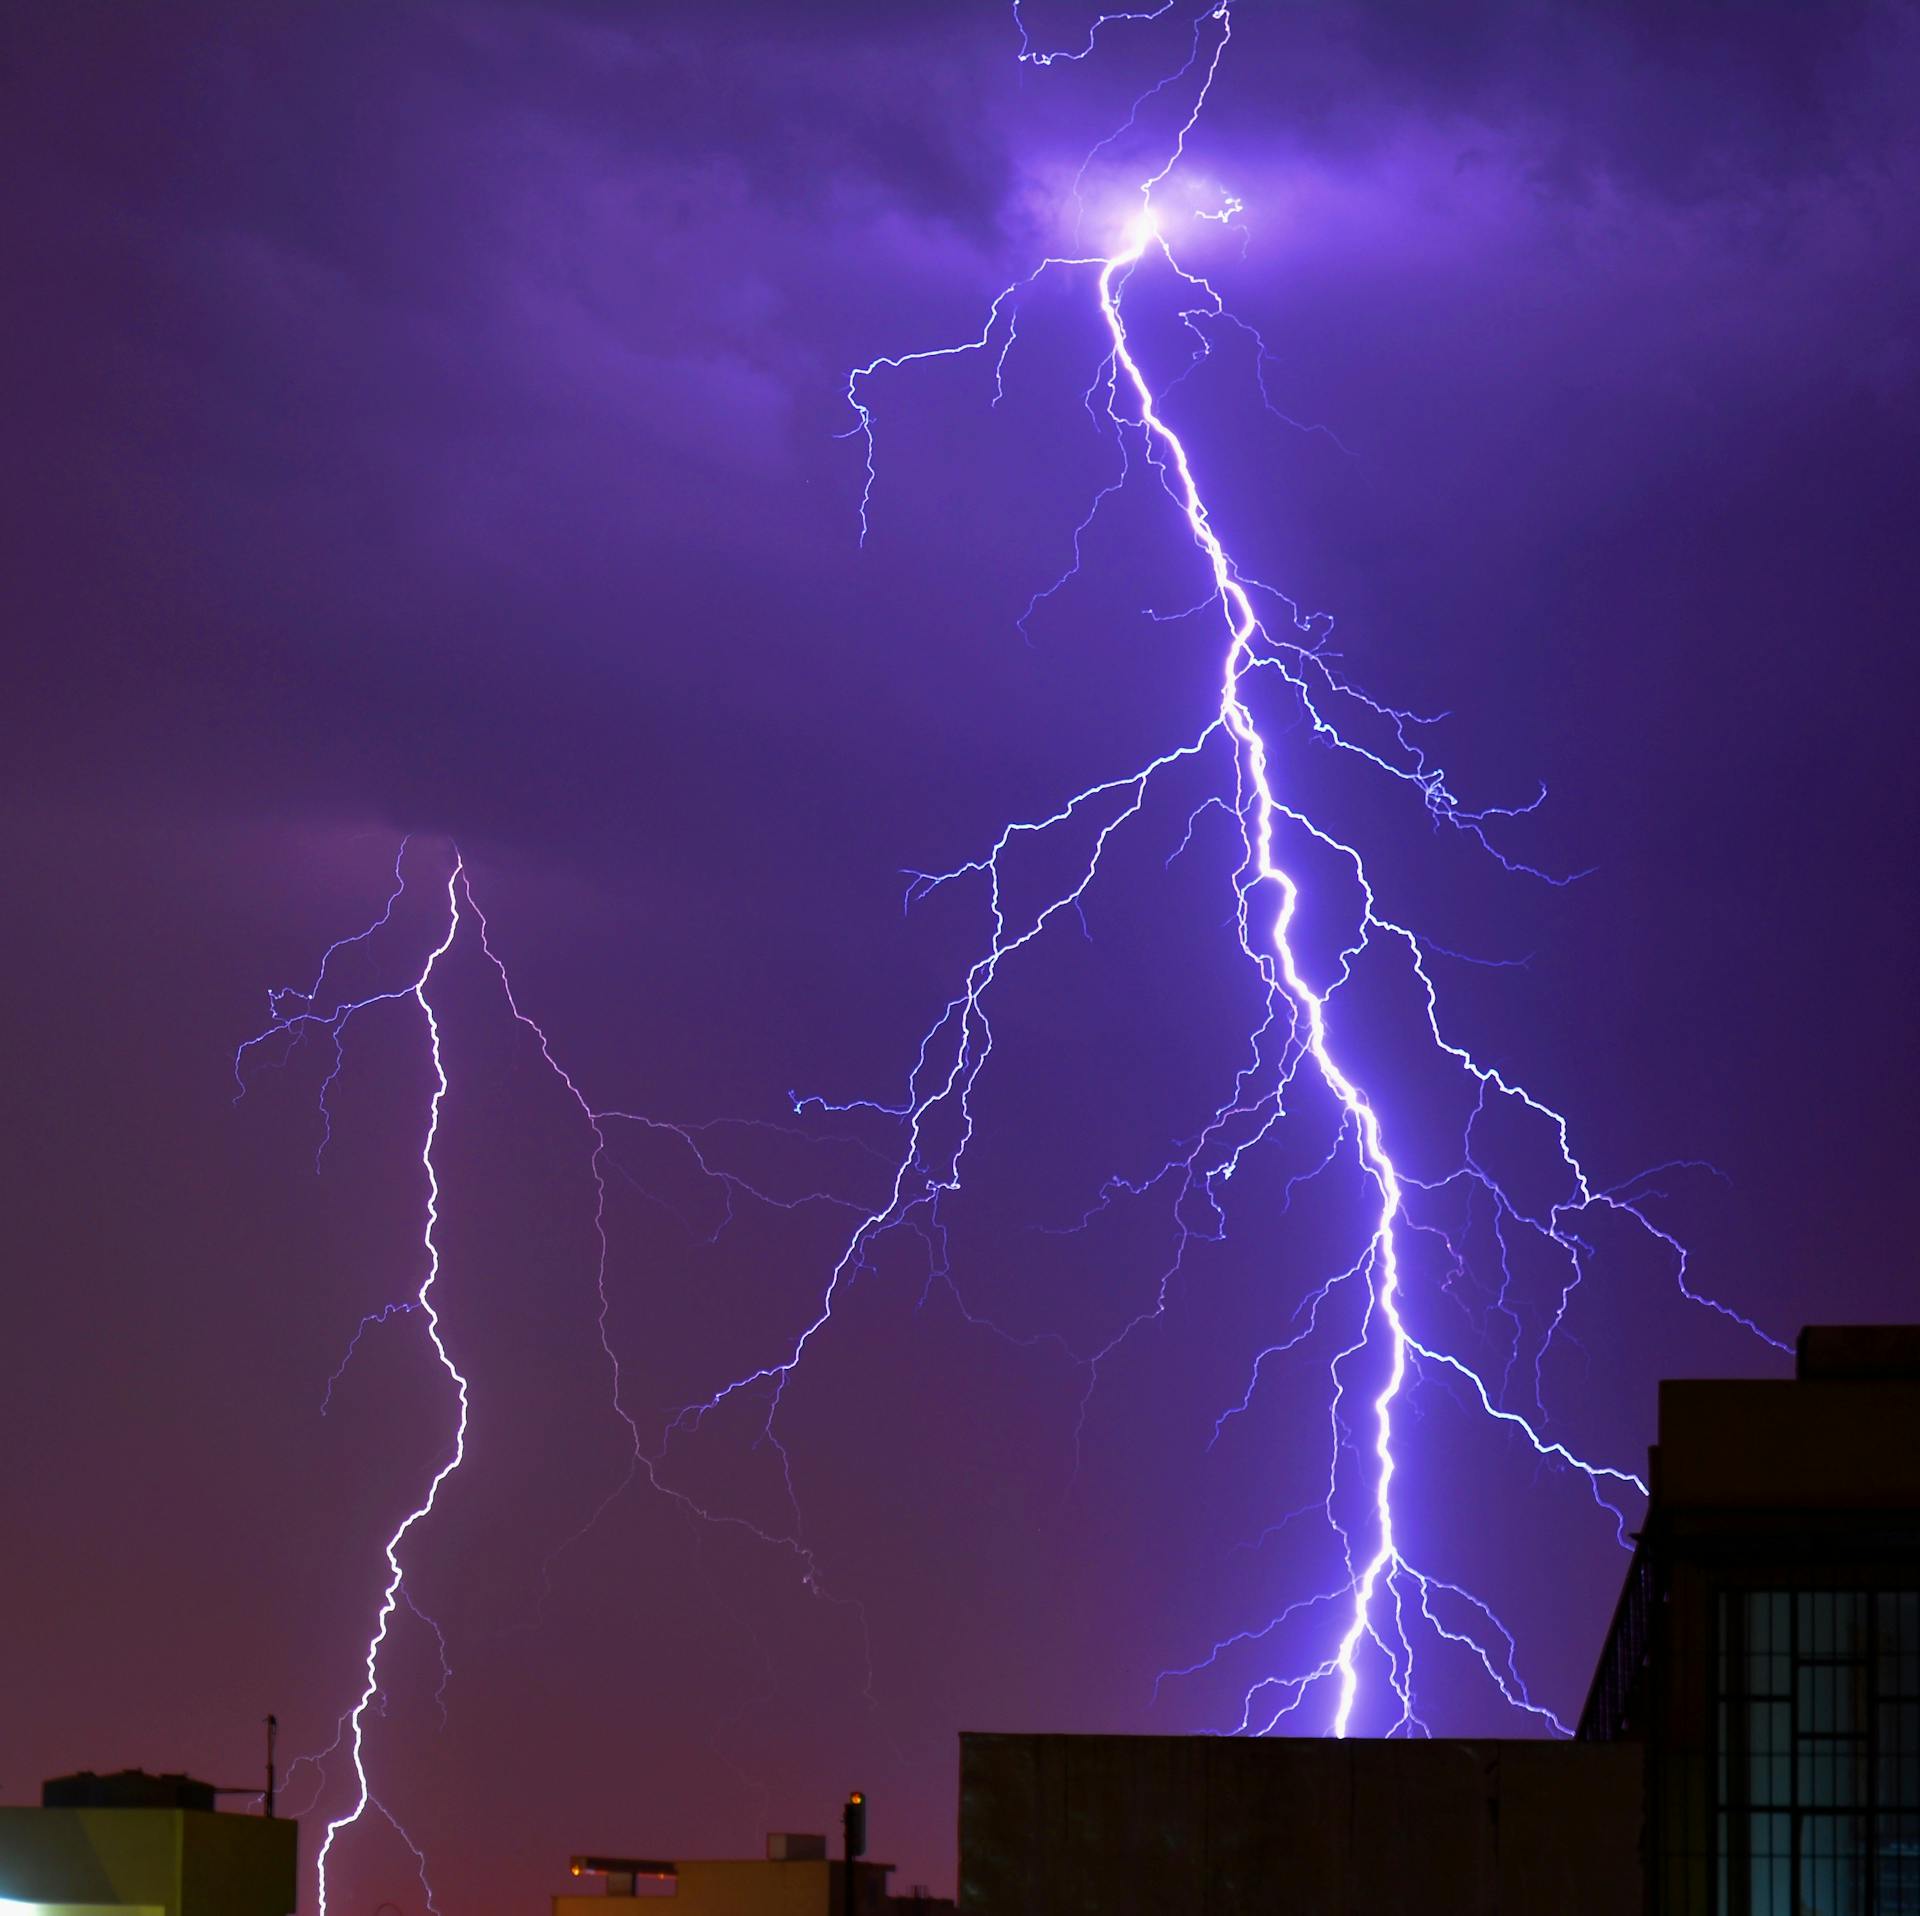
237;846;880;1909
779;0;1785;1740
299;856;463;1916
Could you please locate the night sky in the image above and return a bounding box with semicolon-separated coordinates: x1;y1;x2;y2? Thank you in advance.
3;2;1916;1910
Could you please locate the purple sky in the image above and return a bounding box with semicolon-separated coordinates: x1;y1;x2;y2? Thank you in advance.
3;2;1917;1909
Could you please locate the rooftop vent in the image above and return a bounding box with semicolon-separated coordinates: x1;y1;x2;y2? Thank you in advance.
766;1833;828;1861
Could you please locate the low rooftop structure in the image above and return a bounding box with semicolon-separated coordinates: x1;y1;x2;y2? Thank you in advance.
0;1772;294;1916
556;1836;899;1915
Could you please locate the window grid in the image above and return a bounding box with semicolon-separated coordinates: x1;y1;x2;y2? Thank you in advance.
1717;1590;1920;1915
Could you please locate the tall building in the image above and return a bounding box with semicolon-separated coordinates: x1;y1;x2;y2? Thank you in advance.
0;1772;295;1916
959;1326;1920;1914
1581;1324;1920;1913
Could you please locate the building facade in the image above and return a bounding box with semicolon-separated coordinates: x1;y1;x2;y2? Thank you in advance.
0;1773;295;1916
1581;1325;1920;1913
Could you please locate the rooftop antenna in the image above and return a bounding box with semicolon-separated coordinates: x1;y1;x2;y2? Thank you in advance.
210;1713;281;1815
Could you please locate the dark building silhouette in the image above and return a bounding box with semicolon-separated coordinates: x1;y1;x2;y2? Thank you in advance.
1582;1324;1920;1913
960;1733;1640;1911
959;1327;1920;1914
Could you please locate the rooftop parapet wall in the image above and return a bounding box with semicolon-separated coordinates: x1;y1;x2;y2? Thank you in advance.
959;1733;1642;1916
1655;1376;1920;1510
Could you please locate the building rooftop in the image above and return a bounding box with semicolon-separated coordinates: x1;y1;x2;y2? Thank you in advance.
37;1775;218;1815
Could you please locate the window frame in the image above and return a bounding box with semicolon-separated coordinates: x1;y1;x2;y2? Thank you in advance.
1716;1587;1920;1915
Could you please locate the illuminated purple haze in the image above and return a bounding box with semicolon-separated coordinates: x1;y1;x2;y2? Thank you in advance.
5;2;1916;1910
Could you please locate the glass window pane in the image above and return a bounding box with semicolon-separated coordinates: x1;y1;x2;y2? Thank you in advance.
1837;1592;1866;1654
1763;1852;1791;1915
1801;1815;1861;1912
1751;1813;1790;1914
1800;1667;1834;1732
1880;1812;1920;1915
1798;1743;1865;1808
1802;1591;1825;1655
1878;1590;1913;1658
1882;1702;1920;1793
